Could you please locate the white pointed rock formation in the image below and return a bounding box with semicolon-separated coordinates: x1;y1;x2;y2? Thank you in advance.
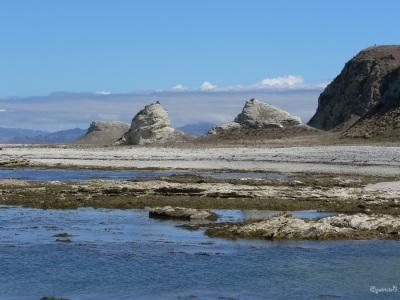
208;98;302;134
119;102;194;145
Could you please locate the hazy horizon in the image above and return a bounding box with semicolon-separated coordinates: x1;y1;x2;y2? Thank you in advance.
1;1;399;131
0;83;323;131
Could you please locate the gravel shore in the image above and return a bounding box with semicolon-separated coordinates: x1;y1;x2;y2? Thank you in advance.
1;144;400;176
2;144;400;240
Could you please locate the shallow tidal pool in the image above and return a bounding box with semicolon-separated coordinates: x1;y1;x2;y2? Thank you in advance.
0;167;287;182
0;206;399;299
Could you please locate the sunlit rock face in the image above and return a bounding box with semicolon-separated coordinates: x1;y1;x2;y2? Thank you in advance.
208;98;302;134
119;102;194;145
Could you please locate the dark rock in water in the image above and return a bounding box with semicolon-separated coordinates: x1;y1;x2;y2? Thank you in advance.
41;297;70;300
308;45;400;134
196;179;207;184
149;206;219;221
55;238;73;243
74;121;130;145
53;233;72;237
117;102;195;145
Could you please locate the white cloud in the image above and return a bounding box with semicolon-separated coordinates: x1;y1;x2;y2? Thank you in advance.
155;76;325;93
95;91;112;95
0;76;326;131
171;84;187;90
261;75;304;87
317;81;330;88
200;81;217;90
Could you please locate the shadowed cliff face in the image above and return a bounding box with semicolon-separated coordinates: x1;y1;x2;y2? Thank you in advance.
308;45;400;132
342;65;400;138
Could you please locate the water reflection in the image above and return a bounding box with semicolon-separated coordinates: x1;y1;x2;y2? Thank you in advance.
0;167;287;181
215;209;336;222
0;206;398;300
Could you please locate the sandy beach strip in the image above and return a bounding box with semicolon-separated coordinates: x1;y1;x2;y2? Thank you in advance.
1;144;400;176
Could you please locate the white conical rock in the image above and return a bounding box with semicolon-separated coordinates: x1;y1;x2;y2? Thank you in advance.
120;102;193;145
209;98;302;134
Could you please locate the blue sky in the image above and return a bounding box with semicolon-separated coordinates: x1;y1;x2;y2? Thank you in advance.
0;0;399;131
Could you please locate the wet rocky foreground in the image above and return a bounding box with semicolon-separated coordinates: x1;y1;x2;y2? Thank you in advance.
1;173;399;214
181;212;400;241
148;206;219;221
1;172;400;240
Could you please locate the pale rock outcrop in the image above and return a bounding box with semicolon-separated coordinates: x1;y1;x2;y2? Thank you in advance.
74;121;130;145
206;212;400;240
119;102;194;145
148;206;219;220
208;121;241;134
208;98;302;134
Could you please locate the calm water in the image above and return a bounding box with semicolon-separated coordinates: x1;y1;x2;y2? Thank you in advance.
1;206;399;300
0;167;287;181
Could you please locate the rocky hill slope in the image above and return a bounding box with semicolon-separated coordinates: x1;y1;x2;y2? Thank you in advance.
74;121;130;146
208;98;302;134
308;45;400;136
199;98;320;144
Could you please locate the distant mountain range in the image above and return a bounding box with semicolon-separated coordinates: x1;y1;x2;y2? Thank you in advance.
0;122;215;143
0;127;87;143
177;122;215;137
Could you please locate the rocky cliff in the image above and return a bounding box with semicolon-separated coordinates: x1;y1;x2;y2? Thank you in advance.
74;121;130;145
308;45;400;135
119;102;194;145
208;98;302;134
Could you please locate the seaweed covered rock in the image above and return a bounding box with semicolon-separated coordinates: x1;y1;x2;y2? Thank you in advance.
205;212;400;240
40;297;70;300
149;206;219;221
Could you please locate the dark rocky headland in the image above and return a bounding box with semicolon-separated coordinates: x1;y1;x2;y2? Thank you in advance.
308;45;400;139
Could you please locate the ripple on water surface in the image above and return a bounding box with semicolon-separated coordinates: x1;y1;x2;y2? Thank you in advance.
0;206;399;299
0;167;287;181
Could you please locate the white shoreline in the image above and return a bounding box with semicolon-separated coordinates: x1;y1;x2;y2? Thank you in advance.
1;144;400;176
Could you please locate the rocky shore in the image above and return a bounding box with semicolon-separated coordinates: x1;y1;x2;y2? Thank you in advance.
1;171;400;216
149;206;219;220
1;144;400;240
2;144;400;175
183;212;400;240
